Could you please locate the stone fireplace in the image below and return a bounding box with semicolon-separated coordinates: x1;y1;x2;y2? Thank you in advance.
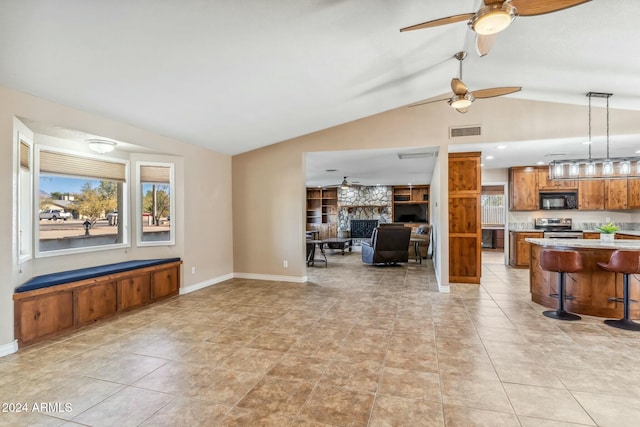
338;186;391;232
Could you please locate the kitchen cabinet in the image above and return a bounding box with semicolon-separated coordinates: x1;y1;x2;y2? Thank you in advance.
617;232;640;240
628;179;640;209
509;231;543;268
537;168;577;190
578;180;605;210
605;179;627;209
509;167;538;211
583;232;600;239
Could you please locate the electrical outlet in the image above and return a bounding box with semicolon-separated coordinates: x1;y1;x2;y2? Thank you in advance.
283;260;288;268
605;217;610;223
191;266;196;274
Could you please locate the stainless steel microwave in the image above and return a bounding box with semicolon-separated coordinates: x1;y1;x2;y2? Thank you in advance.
539;192;578;210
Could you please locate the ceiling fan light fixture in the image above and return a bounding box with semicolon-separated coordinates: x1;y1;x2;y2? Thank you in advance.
340;177;349;189
471;4;516;35
87;139;117;154
449;93;474;109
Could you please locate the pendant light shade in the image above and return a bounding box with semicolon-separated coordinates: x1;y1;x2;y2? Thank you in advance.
549;92;640;180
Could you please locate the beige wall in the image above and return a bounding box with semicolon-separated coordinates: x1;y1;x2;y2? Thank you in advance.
1;86;233;348
232;97;640;283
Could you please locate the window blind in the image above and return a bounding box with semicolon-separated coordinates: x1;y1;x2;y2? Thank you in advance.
40;150;126;182
20;140;30;170
140;165;170;184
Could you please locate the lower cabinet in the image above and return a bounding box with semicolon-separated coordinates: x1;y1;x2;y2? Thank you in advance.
509;231;543;268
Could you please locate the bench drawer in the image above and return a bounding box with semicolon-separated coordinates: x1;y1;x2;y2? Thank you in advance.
15;292;74;344
151;266;179;301
74;281;117;326
118;275;150;312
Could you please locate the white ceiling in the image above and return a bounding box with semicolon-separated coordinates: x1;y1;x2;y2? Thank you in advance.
2;0;640;168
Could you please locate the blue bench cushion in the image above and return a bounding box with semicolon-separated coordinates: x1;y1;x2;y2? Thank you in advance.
16;258;181;293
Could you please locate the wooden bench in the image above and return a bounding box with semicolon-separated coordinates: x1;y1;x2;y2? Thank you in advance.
14;258;182;347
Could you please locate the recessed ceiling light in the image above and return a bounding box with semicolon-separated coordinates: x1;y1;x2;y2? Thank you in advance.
497;145;506;149
635;150;640;154
480;163;485;167
536;161;545;165
485;155;494;160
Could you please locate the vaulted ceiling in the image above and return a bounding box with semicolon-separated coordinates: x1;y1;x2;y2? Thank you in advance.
1;1;639;156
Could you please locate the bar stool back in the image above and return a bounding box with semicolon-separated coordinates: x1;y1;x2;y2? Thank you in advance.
597;250;640;331
539;249;583;321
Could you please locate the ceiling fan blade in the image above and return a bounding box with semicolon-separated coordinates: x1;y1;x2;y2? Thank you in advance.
476;34;497;57
472;86;521;99
456;107;470;114
451;78;468;96
510;0;591;16
400;13;474;32
408;96;450;108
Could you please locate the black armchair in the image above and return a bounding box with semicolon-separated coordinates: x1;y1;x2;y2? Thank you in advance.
361;225;411;265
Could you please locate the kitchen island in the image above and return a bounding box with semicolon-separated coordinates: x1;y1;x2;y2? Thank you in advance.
526;238;640;318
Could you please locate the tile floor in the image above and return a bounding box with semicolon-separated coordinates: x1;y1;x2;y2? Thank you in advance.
1;249;640;426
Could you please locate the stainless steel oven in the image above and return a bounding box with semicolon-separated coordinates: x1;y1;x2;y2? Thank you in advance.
543;231;583;239
535;218;583;239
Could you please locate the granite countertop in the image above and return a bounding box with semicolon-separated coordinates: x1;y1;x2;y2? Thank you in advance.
525;238;640;250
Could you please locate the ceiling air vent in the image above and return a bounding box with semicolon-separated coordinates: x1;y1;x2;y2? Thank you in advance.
449;125;481;138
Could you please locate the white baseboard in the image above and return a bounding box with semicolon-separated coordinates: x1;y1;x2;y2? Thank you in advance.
434;265;450;293
234;272;307;283
0;340;18;358
180;273;234;295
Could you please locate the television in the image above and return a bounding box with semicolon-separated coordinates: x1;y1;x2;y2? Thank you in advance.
393;203;428;223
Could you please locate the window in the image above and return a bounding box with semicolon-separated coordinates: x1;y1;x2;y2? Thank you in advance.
18;134;33;262
136;162;174;246
481;186;505;226
36;147;128;256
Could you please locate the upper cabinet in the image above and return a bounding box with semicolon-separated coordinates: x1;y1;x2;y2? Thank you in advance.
510;166;636;211
578;180;605;210
605;179;628;210
537;167;577;190
509;167;538;211
628;179;640;209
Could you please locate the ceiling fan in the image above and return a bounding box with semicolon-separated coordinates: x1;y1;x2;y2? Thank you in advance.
410;51;521;113
330;176;362;189
400;0;591;56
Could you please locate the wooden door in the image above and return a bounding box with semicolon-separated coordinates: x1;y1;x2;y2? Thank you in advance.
509;167;538;210
449;152;481;284
73;281;117;326
537;168;577;190
578;180;605;210
628;179;640;209
151;266;180;301
605;179;627;209
118;275;150;311
16;292;74;345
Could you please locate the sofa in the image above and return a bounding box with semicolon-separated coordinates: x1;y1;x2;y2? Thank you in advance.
410;224;431;259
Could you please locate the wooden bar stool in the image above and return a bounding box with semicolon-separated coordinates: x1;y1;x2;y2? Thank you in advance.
597;250;640;331
539;249;583;321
